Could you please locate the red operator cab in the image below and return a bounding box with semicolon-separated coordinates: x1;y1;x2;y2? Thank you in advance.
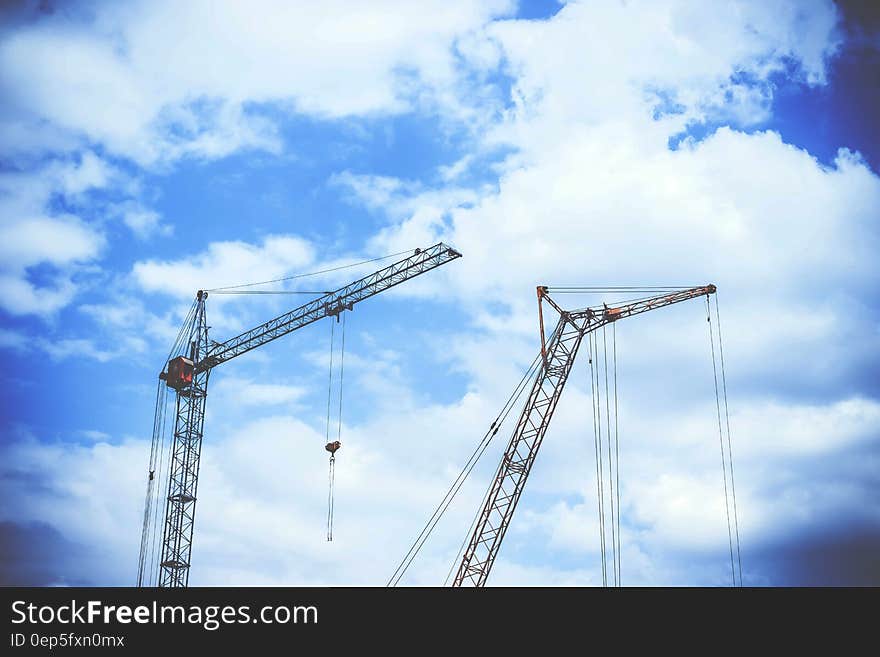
163;356;194;390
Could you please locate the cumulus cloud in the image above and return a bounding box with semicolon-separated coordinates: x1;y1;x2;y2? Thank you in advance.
0;159;106;315
0;149;175;316
0;0;515;166
336;0;880;583
2;0;878;587
132;234;316;298
0;0;515;318
117;204;173;240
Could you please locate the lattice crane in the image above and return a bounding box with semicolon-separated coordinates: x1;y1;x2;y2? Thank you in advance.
452;284;715;587
138;243;462;587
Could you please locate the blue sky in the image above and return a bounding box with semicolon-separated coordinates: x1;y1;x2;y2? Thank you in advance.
1;0;878;586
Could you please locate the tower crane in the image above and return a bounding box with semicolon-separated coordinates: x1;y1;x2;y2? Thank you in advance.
137;243;462;587
451;284;716;586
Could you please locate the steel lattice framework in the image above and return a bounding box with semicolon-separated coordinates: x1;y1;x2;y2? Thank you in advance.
146;243;461;587
159;293;210;587
452;285;715;587
197;242;462;372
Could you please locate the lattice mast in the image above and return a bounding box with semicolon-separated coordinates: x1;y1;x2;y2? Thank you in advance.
452;284;715;587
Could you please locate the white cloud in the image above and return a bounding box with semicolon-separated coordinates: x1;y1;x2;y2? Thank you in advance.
132;234;315;298
0;215;102;271
3;0;878;587
0;188;104;315
78;430;112;443
38;338;126;363
0;151;147;316
328;0;880;584
118;205;172;240
0;0;515;166
212;378;308;408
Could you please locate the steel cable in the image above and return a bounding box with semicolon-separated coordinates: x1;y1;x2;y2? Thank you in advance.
327;456;336;542
603;326;618;586
706;295;737;587
714;294;743;585
325;319;335;446
388;347;547;586
612;321;621;587
588;332;607;586
204;248;416;292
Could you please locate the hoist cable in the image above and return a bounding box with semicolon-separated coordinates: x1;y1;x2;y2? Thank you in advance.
137;379;164;586
324;317;337;542
613;321;621;587
707;296;737;587
146;385;164;586
150;384;170;586
327;456;336;542
441;346;546;586
389;352;543;586
337;313;346;444
325;319;335;445
165;298;198;362
603;325;618;587
588;331;607;587
326;313;347;543
443;470;495;586
204;248;416;292
388;347;546;586
715;294;743;585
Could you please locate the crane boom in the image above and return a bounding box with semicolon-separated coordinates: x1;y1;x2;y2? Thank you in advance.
144;243;461;588
452;284;715;587
197;243;462;372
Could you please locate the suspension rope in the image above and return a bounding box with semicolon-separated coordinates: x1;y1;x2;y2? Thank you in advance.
612;321;621;587
327;455;336;542
323;316;338;541
442;468;495;586
325;319;335;445
149;382;171;586
326;312;347;543
388;348;546;586
715;294;743;584
706;295;737;587
204;248;416;292
165;298;198;362
137;379;164;586
389;353;543;586
337;313;346;445
603;326;618;587
588;331;607;587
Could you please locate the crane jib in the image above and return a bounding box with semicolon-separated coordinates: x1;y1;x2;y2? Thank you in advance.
195;243;461;373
